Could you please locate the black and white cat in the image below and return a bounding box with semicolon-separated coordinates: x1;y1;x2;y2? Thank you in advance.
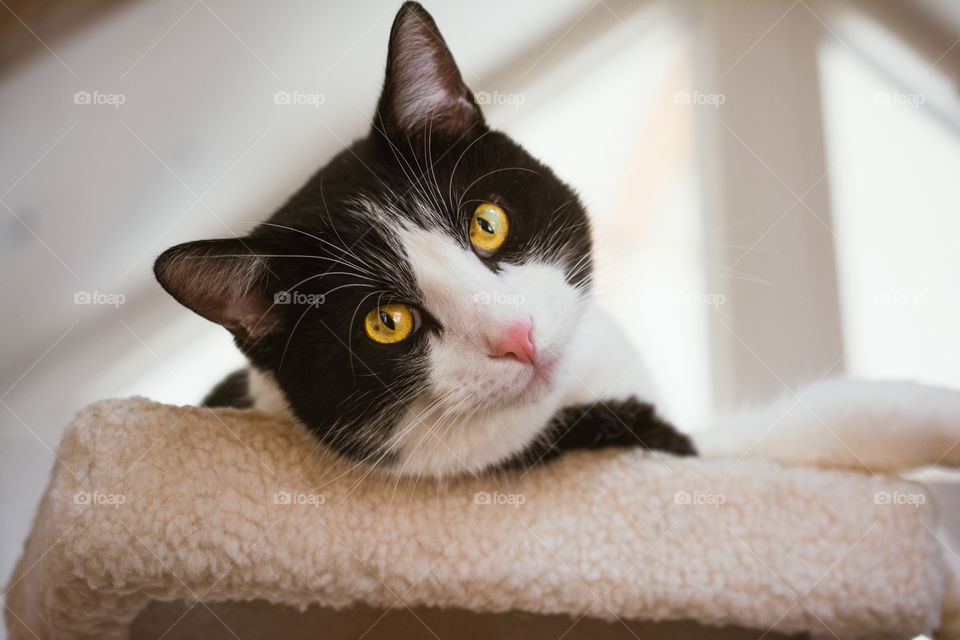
154;2;694;477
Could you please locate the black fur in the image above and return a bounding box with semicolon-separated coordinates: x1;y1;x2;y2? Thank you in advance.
202;369;253;409
503;397;697;470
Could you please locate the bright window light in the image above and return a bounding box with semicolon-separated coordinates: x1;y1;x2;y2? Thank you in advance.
820;19;960;391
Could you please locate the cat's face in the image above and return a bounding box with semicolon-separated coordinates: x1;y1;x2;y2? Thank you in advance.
155;2;592;476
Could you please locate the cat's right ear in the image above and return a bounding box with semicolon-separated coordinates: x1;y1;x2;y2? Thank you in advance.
154;238;283;342
374;1;484;141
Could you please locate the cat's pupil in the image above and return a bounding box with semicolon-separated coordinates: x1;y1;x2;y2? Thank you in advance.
478;217;494;234
379;310;395;331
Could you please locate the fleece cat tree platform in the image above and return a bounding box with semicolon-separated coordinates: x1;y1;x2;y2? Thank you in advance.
6;396;960;639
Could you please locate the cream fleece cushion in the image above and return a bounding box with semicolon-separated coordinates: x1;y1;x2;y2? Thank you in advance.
3;397;956;639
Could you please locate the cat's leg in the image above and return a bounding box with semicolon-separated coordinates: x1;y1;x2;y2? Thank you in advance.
695;378;960;472
504;396;696;470
202;369;253;408
493;302;696;469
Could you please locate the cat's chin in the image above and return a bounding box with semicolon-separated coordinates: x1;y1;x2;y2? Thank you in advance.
504;357;559;407
383;352;572;478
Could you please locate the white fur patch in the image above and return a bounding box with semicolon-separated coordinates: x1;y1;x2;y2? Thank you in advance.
249;368;294;420
385;227;642;477
694;379;960;472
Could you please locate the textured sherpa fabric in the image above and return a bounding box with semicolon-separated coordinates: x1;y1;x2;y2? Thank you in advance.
3;397;958;639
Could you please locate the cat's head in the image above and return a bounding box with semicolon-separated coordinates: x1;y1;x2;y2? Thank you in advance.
155;2;592;477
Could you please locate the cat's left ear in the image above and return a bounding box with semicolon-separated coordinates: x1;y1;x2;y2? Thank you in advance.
154;238;284;343
375;2;484;140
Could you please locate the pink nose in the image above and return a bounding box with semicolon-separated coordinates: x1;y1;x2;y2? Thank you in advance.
490;319;536;365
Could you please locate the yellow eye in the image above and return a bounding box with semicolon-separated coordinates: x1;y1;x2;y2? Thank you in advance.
470;203;508;254
364;304;416;344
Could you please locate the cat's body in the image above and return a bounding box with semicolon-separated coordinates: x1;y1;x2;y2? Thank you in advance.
155;2;697;478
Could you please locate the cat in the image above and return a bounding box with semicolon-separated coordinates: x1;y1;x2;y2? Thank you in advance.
154;1;696;478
